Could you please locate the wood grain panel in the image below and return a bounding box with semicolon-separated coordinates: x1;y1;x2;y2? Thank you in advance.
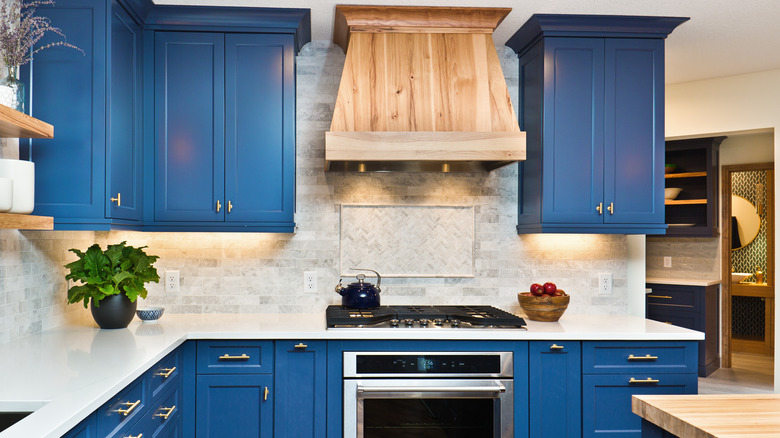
0;213;53;230
633;394;780;437
0;104;53;138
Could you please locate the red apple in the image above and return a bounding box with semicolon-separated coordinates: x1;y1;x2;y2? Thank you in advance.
543;282;557;295
530;283;544;296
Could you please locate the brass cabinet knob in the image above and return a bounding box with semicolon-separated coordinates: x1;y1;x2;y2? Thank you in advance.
156;367;176;378
227;200;233;213
218;353;250;361
110;193;121;207
216;200;222;212
114;400;141;416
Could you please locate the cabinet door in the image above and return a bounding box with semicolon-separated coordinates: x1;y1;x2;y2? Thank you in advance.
107;0;142;221
529;341;581;438
603;38;665;225
21;0;106;220
541;37;604;224
154;32;225;222
224;34;295;224
582;373;696;438
274;341;327;437
196;374;273;438
62;414;97;438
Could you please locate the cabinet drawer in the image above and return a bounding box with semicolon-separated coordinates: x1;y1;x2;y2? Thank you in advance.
149;349;181;400
197;340;273;374
582;341;696;374
582;373;697;437
146;387;180;437
645;284;698;308
98;375;148;438
646;306;700;331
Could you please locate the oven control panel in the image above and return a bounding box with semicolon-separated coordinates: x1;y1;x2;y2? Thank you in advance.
343;351;513;378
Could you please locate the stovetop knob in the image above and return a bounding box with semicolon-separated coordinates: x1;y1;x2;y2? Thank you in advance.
433;319;444;326
403;319;415;326
419;319;430;326
450;319;461;327
389;319;400;327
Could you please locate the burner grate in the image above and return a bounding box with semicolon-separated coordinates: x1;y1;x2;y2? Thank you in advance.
326;305;525;328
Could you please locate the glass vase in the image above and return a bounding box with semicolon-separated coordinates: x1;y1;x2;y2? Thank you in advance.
0;66;25;113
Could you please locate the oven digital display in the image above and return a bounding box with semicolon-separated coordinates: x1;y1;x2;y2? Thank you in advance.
356;354;501;374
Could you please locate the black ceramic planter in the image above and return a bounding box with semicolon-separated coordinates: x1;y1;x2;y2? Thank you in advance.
90;294;137;329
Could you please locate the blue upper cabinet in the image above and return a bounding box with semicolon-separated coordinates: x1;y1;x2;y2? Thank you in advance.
507;15;688;234
151;31;295;230
22;0;309;232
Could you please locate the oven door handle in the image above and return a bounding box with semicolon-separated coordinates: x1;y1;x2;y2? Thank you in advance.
356;384;506;393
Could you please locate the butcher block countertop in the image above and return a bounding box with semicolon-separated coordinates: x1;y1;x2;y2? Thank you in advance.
632;394;780;437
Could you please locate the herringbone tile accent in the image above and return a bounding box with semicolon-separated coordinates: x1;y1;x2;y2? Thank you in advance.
340;205;475;277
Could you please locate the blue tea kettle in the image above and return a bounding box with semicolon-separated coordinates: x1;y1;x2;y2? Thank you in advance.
335;268;382;309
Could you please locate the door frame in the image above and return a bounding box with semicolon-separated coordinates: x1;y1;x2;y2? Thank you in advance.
720;162;775;367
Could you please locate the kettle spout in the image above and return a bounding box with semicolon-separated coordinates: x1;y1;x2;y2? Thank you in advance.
335;279;346;296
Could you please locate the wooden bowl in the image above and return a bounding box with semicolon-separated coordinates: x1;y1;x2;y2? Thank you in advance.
517;293;570;322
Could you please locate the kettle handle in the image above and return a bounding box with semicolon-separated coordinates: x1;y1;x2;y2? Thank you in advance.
349;268;381;292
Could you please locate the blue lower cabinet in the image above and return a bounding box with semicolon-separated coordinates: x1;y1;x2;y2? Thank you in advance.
195;374;273;438
582;373;696;437
274;341;327;437
529;341;581;438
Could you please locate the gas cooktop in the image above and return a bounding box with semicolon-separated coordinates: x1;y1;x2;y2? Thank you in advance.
326;305;526;329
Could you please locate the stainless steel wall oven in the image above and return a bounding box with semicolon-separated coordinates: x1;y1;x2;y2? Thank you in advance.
343;351;514;437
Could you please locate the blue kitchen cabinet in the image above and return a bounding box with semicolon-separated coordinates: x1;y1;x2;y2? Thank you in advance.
506;15;687;234
274;340;327;437
21;0;143;229
581;341;697;437
529;341;581;438
61;414;97;438
195;373;273;437
150;31;295;231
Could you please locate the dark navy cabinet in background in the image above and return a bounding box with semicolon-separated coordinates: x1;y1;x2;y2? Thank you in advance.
506;15;688;234
23;1;308;232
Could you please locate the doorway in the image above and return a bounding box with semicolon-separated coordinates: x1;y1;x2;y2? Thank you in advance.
721;163;775;367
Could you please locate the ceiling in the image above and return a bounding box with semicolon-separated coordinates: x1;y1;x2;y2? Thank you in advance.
160;0;780;84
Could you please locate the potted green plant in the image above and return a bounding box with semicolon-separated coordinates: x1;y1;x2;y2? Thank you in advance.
65;241;160;329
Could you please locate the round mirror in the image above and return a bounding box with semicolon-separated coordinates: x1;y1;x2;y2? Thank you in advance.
731;195;760;250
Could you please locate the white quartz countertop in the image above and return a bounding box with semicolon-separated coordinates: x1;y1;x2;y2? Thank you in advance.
646;277;722;287
0;312;703;438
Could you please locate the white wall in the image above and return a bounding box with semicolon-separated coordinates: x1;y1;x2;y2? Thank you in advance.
666;68;780;392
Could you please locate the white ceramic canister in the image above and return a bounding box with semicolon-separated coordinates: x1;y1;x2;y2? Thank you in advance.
0;177;12;212
0;159;34;214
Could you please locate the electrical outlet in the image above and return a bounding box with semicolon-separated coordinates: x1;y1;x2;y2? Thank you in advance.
166;270;180;292
304;271;317;293
598;273;612;295
663;256;672;268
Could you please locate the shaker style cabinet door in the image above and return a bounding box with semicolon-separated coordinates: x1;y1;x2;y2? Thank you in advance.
153;32;226;222
540;37;604;225
529;341;581;438
273;341;327;437
603;38;665;225
107;0;143;221
224;34;295;224
21;0;107;222
196;374;273;438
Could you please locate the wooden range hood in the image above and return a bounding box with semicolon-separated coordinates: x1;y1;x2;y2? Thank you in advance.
326;6;526;172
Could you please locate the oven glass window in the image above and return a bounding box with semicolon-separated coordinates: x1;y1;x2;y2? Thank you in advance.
363;398;495;437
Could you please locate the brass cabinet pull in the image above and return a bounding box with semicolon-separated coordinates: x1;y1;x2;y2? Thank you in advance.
607;202;614;214
156;367;176;378
647;295;672;299
154;405;176;420
264;387;269;401
628;354;658;361
114;400;141;416
125;434;142;438
227;200;233;213
629;377;659;384
110;193;121;207
550;344;564;350
596;202;603;214
218;353;250;361
216;200;222;212
294;343;308;349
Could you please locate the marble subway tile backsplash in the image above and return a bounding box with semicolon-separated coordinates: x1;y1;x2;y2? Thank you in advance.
646;237;720;279
0;42;630;344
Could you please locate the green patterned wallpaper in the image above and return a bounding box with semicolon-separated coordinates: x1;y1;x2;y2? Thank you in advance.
731;170;768;279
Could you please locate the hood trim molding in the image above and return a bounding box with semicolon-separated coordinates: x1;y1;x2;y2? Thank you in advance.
326;5;526;172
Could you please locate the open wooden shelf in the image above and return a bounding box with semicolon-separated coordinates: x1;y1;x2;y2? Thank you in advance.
0;104;53;138
665;199;707;205
665;171;706;179
0;213;53;230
